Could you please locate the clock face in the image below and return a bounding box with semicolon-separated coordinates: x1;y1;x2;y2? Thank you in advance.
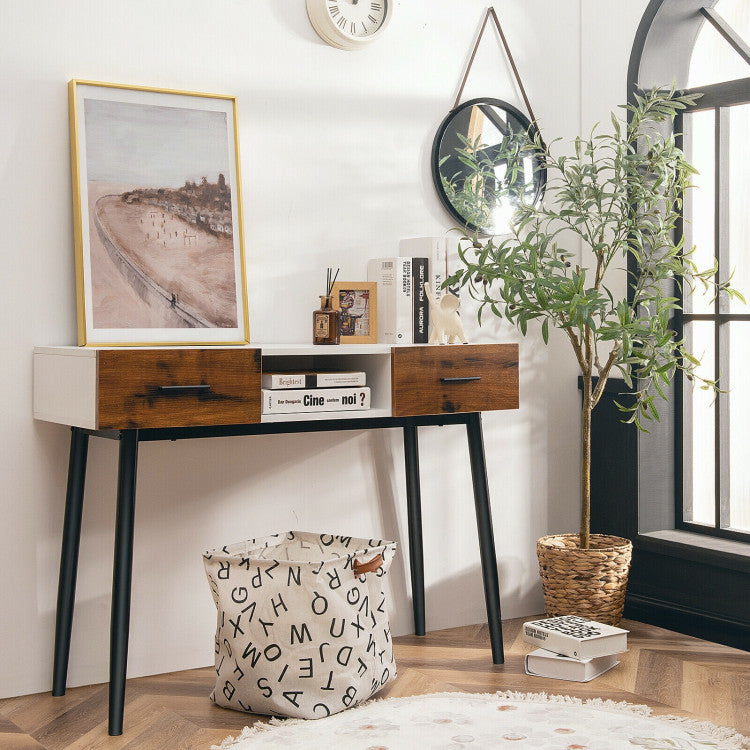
325;0;388;39
307;0;392;49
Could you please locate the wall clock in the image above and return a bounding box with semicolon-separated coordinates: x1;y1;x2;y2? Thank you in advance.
306;0;392;50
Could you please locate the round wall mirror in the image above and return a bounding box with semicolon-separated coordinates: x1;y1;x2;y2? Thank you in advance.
432;97;546;236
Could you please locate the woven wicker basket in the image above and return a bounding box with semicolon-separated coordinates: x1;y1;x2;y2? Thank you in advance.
537;534;633;625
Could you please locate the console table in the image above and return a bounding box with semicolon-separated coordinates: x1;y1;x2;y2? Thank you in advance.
33;342;519;735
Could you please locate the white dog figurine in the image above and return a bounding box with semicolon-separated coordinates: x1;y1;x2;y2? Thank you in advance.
425;283;468;344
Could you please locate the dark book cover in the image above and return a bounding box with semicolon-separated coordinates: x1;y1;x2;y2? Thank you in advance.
412;257;429;343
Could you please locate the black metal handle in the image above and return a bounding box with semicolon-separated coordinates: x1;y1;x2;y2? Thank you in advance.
156;385;212;395
440;376;482;383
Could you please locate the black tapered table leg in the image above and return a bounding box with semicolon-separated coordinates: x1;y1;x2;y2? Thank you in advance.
403;423;426;636
108;430;138;736
52;427;89;696
465;412;504;664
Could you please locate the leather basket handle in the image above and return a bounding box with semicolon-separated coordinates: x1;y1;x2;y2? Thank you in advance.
353;553;383;577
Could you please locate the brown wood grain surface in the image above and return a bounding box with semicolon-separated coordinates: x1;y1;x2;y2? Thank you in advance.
2;618;747;749
391;344;519;417
96;348;261;429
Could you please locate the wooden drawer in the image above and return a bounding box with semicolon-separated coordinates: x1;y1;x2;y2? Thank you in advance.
96;348;261;429
391;344;518;417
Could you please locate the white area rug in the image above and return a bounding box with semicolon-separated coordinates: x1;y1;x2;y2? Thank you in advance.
214;690;748;749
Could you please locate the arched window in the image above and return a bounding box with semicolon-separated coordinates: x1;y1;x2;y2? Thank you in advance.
680;1;750;540
631;0;750;543
592;0;750;651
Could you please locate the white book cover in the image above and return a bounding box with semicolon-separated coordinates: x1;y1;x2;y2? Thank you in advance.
262;371;366;389
524;648;620;682
367;257;412;344
262;387;371;414
522;615;628;660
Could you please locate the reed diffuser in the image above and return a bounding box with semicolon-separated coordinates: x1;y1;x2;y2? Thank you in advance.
313;267;341;345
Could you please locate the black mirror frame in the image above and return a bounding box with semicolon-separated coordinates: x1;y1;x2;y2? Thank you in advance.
431;97;547;236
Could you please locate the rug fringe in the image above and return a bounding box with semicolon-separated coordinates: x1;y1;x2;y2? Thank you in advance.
212;689;749;749
211;717;287;749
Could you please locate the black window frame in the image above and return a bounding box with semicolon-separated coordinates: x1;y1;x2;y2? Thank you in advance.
593;0;750;653
674;76;750;544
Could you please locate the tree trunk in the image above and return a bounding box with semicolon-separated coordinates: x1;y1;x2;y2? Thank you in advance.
580;374;593;550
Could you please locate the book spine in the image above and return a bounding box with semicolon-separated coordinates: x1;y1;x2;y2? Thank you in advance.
262;387;371;415
396;257;413;344
262;372;367;389
313;372;366;388
399;237;444;301
412;257;428;343
432;238;446;301
262;373;306;389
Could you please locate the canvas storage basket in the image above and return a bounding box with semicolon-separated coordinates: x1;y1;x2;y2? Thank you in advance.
203;531;398;719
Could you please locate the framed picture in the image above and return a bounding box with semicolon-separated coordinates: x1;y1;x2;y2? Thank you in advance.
331;282;377;344
68;80;249;345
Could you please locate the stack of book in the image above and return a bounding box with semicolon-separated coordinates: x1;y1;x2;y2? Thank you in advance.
522;615;628;682
262;370;370;415
367;237;459;345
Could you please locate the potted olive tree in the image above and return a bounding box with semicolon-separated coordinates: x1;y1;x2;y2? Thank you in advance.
447;86;743;624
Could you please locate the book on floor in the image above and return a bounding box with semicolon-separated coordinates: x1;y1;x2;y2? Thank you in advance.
262;371;367;389
262;386;371;414
522;615;628;660
524;648;620;682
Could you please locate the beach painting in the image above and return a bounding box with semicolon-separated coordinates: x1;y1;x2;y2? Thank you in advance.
69;81;248;345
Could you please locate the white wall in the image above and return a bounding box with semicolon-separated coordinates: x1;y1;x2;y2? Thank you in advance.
582;1;651;131
579;0;651;306
0;0;643;699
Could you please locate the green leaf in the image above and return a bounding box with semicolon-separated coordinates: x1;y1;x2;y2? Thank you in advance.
443;83;743;445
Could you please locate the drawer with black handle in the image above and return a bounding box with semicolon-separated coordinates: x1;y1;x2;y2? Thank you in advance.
390;344;518;417
94;348;261;428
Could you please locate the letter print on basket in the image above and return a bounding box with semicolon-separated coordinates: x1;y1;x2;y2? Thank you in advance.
203;532;398;719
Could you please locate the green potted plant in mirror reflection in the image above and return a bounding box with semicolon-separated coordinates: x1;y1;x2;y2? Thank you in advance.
448;85;744;552
440;126;537;232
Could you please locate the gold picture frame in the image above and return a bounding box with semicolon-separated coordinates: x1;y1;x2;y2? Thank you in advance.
69;80;249;346
331;282;377;344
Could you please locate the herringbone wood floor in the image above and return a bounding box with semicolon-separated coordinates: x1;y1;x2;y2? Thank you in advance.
1;617;747;749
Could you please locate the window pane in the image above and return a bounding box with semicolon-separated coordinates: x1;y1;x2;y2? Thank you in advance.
683;110;715;315
683;321;716;526
728;322;750;531
688;0;750;89
728;103;750;312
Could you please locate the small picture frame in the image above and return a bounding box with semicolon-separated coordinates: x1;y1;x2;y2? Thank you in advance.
331;282;377;344
69;80;249;346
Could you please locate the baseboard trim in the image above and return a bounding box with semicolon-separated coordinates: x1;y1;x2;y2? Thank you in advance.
625;592;749;651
